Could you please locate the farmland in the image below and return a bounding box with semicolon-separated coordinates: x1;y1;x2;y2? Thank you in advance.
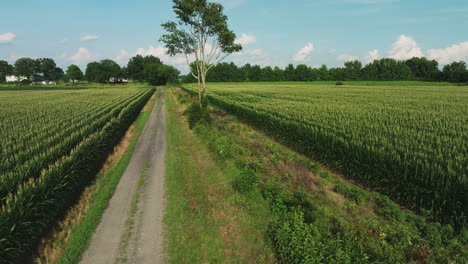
184;82;468;228
0;86;154;262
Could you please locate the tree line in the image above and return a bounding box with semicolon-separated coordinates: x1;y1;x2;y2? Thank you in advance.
2;56;468;85
0;55;180;85
182;57;468;83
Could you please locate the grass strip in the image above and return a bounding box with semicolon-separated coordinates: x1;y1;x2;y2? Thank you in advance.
164;88;274;263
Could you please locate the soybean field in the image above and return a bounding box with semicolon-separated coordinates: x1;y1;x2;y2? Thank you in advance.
0;86;154;262
185;83;468;228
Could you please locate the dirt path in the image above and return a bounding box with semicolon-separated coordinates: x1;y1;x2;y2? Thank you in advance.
80;89;166;264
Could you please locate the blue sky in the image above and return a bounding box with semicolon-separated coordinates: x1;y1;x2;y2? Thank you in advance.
1;0;467;73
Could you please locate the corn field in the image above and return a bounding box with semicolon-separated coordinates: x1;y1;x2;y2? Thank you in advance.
0;87;154;262
185;83;468;229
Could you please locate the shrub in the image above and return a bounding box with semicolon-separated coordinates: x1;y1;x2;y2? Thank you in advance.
185;101;210;129
336;81;344;85
231;169;258;194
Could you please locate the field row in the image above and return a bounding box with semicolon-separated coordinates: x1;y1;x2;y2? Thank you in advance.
0;87;154;262
185;83;468;228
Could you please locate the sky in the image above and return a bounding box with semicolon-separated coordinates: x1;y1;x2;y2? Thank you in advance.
1;0;467;73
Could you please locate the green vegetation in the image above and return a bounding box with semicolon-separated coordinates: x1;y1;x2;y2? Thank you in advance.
184;83;468;229
160;0;242;104
182;59;468;84
165;88;274;263
0;86;154;262
172;87;467;263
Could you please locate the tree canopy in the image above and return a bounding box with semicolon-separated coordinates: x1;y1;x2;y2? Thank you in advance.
0;60;14;82
66;64;84;83
160;0;242;102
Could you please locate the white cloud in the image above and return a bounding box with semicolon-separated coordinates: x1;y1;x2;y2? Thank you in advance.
114;49;131;65
235;34;256;45
0;32;16;44
427;42;468;65
60;38;69;44
80;35;99;42
136;45;187;65
68;47;93;65
328;49;337;54
248;48;264;56
293;42;315;62
387;34;424;60
364;49;380;62
338;54;359;62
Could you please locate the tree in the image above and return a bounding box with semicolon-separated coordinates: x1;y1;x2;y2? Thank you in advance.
317;65;331;81
284;64;296;81
38;58;58;82
0;60;14;82
100;59;122;82
361;58;412;81
160;0;242;104
272;66;285;81
343;60;362;80
66;64;84;83
85;62;104;83
52;67;64;82
14;58;38;82
127;55;163;81
295;64;312;81
144;63;180;85
442;61;467;83
127;55;146;81
405;57;439;81
249;65;262;82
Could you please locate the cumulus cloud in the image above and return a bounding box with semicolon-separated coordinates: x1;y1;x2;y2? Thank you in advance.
248;48;264;56
0;32;16;43
235;34;256;45
428;42;468;65
364;49;380;62
80;35;99;42
114;49;131;65
387;34;424;60
136;45;187;65
68;47;93;65
338;54;359;62
293;42;315;62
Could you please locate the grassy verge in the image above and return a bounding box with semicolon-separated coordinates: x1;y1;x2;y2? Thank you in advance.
172;87;467;264
164;88;275;263
51;89;157;264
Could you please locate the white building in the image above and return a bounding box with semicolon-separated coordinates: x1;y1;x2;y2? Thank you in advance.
6;75;27;82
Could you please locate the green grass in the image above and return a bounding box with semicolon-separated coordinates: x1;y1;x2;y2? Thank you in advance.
172;87;467;263
164;88;274;263
55;90;156;264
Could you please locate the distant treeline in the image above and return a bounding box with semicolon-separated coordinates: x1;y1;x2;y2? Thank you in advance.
2;56;467;85
0;55;179;85
182;58;468;83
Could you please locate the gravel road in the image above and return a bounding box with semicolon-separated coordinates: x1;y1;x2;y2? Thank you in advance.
80;89;166;264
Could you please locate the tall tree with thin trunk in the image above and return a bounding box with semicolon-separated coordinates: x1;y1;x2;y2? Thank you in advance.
160;0;242;104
